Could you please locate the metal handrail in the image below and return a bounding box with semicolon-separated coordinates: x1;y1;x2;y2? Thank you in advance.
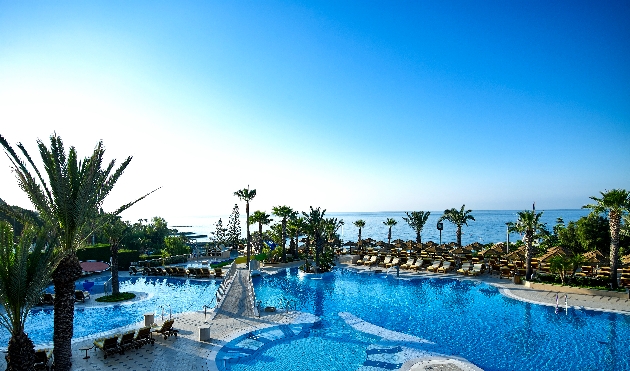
103;277;112;295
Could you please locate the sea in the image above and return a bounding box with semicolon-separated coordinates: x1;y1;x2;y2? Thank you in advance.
170;209;591;246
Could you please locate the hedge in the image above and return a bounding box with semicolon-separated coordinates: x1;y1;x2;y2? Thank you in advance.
77;245;140;270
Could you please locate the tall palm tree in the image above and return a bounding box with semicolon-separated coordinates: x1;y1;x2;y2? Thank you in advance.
507;210;544;280
102;214;131;296
248;210;272;254
402;211;431;245
383;218;397;246
0;134;152;371
353;219;366;253
234;186;256;268
583;189;630;289
303;207;326;272
439;205;475;247
287;216;306;257
0;222;64;371
272;206;296;263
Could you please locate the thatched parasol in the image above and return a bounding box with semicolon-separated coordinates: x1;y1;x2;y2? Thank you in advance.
538;246;571;262
504;246;527;261
582;250;607;264
478;248;502;258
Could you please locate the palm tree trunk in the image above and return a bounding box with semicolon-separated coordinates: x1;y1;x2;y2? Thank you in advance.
357;228;362;254
52;254;83;371
258;223;263;254
388;227;392;246
246;202;250;268
416;231;421;244
7;330;35;371
315;232;321;273
456;226;462;247
111;244;120;295
282;218;287;263
610;210;621;290
525;231;533;280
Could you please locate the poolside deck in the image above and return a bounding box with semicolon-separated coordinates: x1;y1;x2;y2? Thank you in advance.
2;260;629;371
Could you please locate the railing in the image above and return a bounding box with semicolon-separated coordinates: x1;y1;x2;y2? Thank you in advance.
215;263;238;304
245;271;259;317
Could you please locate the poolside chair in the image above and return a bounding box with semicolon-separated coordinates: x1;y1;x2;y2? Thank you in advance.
133;326;155;348
200;267;213;278
437;261;452;273
175;267;188;277
426;260;442;273
400;258;416;270
118;330;136;353
129;266;140;275
155;267;167;276
385;257;400;268
574;266;593;277
468;263;484;276
33;349;52;371
187;268;199;277
619;268;630;288
75;290;90;303
456;262;472;275
378;256;393;268
94;335;122;358
596;267;611;280
152;319;179;339
364;256;378;267
411;259;425;271
164;267;175;276
215;268;224;277
41;293;55;305
499;266;512;279
355;255;370;265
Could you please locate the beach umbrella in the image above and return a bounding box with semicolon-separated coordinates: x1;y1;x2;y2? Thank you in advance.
538;246;570;262
478;248;501;259
582;250;607;264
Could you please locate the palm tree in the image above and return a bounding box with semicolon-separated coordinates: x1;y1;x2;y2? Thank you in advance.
287;216;306;257
272;206;296;263
0;222;64;371
248;210;272;254
0;134;152;370
402;211;431;245
234;186;256;268
439;205;475;247
383;218;397;246
507;210;545;280
583;189;630;289
353;219;366;253
303;207;326;272
102;214;131;296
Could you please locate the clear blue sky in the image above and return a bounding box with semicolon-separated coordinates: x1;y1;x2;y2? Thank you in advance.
1;1;629;221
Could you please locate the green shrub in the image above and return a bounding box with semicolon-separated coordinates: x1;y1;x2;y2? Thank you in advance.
77;244;140;270
95;292;136;302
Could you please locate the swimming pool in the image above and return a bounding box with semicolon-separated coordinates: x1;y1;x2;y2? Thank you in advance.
0;276;219;347
223;268;630;371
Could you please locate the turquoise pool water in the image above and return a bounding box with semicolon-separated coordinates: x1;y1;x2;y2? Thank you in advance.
224;268;630;371
0;276;219;346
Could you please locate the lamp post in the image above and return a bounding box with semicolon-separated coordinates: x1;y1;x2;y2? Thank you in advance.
437;221;443;245
505;223;510;254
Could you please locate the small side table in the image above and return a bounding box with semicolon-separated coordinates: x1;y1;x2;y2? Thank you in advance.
80;346;94;359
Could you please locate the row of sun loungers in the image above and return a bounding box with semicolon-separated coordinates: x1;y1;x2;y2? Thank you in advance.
129;266;224;278
93;319;178;359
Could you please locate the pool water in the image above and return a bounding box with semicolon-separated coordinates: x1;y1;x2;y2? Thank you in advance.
227;268;630;371
1;276;219;346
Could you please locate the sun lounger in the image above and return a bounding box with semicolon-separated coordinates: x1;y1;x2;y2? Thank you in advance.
620;268;630;288
364;256;378;267
596;267;611;280
41;293;55;305
468;263;484;276
437;261;452;273
400;258;416;270
436;261;452;273
129;266;140;275
457;262;472;275
33;349;52;371
175;267;188;276
118;330;136;353
426;260;442;273
200;267;213;278
412;259;425;271
574;266;593;278
378;256;392;267
385;257;400;268
498;266;511;279
355;255;370;265
134;326;155;348
75;290;90;303
94;335;122;358
152;319;179;339
215;268;224;277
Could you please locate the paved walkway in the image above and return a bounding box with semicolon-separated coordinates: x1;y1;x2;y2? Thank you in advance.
214;268;256;319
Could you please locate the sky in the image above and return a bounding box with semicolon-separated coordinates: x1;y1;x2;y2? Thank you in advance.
0;0;629;224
